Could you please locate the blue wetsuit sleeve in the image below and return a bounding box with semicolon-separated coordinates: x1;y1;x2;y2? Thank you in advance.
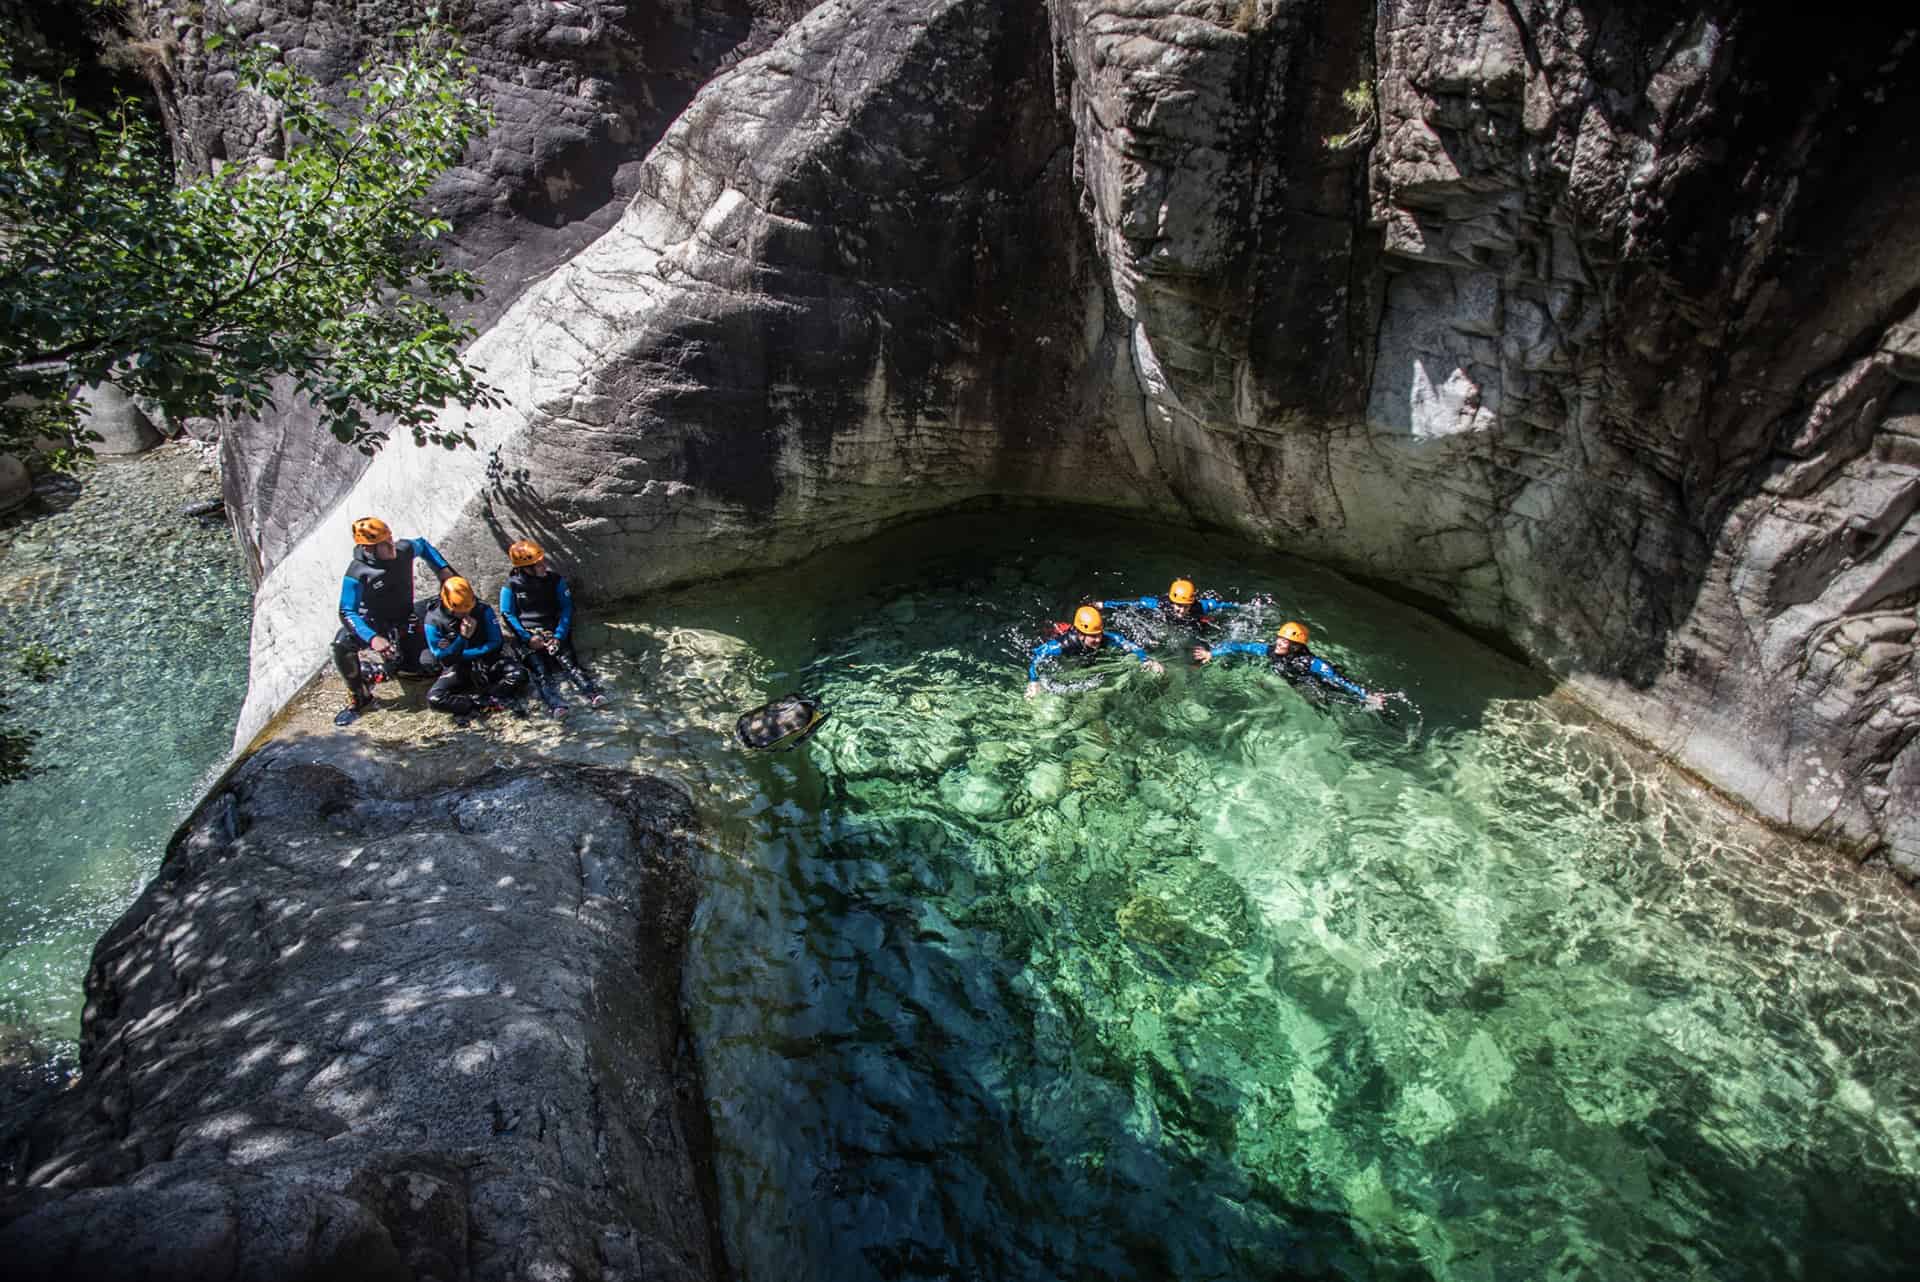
1105;633;1149;663
410;538;452;576
1198;595;1242;614
425;617;458;660
499;585;530;640
340;575;376;642
1309;656;1368;699
1207;641;1267;660
1028;640;1063;681
554;578;574;642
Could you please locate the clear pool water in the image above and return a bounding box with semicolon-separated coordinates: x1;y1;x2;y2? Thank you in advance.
0;448;251;1047
571;509;1920;1282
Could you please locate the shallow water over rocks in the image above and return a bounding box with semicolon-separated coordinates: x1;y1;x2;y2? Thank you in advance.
0;447;250;1045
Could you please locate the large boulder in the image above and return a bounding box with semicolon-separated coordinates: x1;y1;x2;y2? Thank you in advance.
0;734;721;1282
75;383;163;455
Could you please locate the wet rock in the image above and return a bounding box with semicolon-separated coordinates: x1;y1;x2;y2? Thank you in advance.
0;735;722;1282
75;384;162;456
178;499;226;520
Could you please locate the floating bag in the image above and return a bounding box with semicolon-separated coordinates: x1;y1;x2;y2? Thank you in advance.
735;693;827;751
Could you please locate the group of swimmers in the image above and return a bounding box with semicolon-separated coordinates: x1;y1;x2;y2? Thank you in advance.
331;519;1386;730
1025;578;1388;710
331;516;605;725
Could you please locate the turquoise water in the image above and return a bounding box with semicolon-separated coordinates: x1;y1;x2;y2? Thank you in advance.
574;510;1920;1282
0;449;252;1045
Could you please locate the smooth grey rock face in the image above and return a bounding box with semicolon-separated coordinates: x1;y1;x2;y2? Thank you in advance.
0;736;719;1282
218;0;1917;868
75;383;163;456
138;0;804;579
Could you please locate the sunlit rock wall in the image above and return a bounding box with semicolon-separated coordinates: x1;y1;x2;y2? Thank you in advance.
223;0;1918;868
139;0;807;578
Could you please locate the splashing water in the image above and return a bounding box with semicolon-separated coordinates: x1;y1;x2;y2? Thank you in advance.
571;509;1920;1282
0;449;251;1047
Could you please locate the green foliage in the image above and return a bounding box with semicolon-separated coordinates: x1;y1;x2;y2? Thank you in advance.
1323;81;1376;152
0;26;500;463
17;642;67;682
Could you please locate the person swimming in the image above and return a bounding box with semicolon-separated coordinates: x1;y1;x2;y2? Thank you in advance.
1193;620;1387;710
1027;605;1164;698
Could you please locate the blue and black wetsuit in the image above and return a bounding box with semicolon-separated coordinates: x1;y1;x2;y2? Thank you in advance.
1095;593;1244;633
422;601;528;716
1028;630;1153;682
331;538;454;692
1207;641;1372;702
500;568;601;704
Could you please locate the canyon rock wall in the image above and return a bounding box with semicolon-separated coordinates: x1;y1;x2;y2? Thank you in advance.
135;0;807;578
0;735;719;1282
212;0;1916;867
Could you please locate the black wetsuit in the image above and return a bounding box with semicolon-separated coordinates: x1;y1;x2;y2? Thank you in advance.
422;602;528;716
331;539;452;695
499;567;601;705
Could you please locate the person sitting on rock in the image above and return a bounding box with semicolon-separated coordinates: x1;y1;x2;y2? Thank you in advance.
1026;605;1164;699
332;515;460;726
1092;577;1256;633
1193;620;1387;710
424;576;529;720
498;539;608;717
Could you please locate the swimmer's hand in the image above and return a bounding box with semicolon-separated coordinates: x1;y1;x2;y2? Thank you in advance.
1144;659;1164;675
1025;681;1039;700
1364;692;1387;712
1191;645;1212;664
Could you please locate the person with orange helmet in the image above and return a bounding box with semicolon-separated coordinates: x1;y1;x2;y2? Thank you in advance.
1025;605;1163;699
1092;577;1253;633
1193;620;1386;710
499;538;606;715
331;515;461;725
422;575;529;719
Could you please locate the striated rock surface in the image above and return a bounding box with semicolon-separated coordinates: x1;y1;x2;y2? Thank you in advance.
213;1;1917;868
0;733;720;1282
134;0;809;579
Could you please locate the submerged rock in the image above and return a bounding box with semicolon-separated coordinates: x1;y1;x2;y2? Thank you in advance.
0;734;723;1282
0;455;28;514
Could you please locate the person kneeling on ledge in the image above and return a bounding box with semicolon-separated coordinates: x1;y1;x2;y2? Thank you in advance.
424;577;529;720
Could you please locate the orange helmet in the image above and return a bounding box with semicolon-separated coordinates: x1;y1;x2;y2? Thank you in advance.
1167;578;1197;606
1278;621;1310;645
440;577;477;612
1073;605;1104;636
508;539;544;568
352;516;392;546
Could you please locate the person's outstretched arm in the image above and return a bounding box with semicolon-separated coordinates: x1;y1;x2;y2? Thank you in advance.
1198;640;1266;662
1105;633;1163;673
1307;656;1370;701
409;537;457;584
554;577;575;641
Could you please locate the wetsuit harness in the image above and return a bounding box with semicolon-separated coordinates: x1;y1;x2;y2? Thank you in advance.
338;538;451;642
499;569;574;643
